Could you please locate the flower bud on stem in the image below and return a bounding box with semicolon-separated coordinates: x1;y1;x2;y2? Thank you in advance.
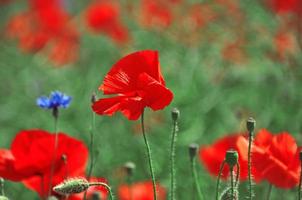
170;108;180;200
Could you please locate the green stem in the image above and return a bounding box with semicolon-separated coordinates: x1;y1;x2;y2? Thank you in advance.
230;167;234;200
89;182;114;200
299;161;302;200
0;178;4;196
191;157;203;200
48;115;58;197
247;131;253;200
235;163;240;187
266;184;272;200
170;119;178;200
216;160;226;200
84;112;96;200
141;110;157;200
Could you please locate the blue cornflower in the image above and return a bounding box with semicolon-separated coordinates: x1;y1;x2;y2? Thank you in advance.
37;91;72;109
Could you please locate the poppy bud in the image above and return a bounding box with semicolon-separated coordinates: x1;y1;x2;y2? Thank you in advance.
124;162;136;176
188;143;199;159
246;117;256;133
171;108;180;121
225;150;238;168
91;93;97;104
53;177;89;195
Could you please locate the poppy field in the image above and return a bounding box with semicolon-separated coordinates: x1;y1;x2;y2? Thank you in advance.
1;0;302;200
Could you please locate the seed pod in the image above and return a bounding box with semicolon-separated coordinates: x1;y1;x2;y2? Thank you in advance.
171;108;180;121
53;177;89;195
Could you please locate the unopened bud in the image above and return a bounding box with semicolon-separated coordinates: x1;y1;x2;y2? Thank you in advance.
171;108;180;121
225;150;238;168
124;162;136;176
188;143;199;159
246;117;256;133
53;178;89;195
91;93;97;104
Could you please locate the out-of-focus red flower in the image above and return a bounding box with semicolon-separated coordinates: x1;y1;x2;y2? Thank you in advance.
92;50;173;120
0;129;88;198
5;0;79;65
186;4;216;30
200;133;262;181
85;1;129;44
274;30;297;60
221;39;247;64
267;0;298;14
118;181;166;200
68;177;108;200
140;0;174;28
252;129;300;189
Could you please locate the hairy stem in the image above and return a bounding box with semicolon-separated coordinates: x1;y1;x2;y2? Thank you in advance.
230;167;234;200
141;110;157;200
48;115;58;197
216;160;226;200
191;157;203;200
89;182;114;200
299;161;302;200
84;112;96;200
247;131;253;200
170;119;178;200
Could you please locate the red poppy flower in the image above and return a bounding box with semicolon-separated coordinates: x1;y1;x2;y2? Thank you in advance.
92;50;173;120
0;129;88;198
200;134;261;181
267;0;298;14
85;1;129;44
118;181;166;200
252;129;300;188
5;1;79;65
68;177;108;200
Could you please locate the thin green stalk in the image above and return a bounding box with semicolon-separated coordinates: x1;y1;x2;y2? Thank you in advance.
170;119;178;200
191;157;203;200
141;110;157;200
48;115;58;197
235;163;240;187
89;182;114;200
247;132;253;200
230;167;234;200
216;160;226;200
266;184;272;200
299;161;302;200
84;112;96;200
0;178;4;196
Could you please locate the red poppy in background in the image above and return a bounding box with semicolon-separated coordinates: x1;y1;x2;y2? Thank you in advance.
92;50;173;120
200;134;261;181
0;129;88;198
267;0;298;14
252;129;301;189
5;0;80;65
140;0;174;28
118;181;166;200
85;1;129;44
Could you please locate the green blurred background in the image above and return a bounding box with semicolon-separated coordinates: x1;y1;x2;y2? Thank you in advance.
0;0;302;199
